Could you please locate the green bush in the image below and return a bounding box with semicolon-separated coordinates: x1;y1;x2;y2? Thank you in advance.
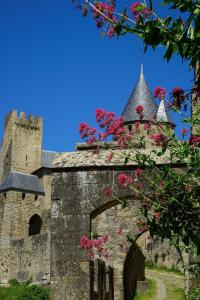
8;279;19;286
16;285;50;300
188;286;200;300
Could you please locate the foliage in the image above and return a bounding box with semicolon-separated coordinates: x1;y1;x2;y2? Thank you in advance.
77;0;200;95
134;278;156;300
16;285;50;300
8;279;19;286
0;283;50;300
76;0;200;278
189;285;200;300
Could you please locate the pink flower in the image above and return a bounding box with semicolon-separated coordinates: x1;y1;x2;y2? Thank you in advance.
101;234;109;242
134;121;140;130
154;86;166;100
172;87;184;97
103;187;113;197
107;152;114;161
135;105;144;119
150;133;166;144
107;26;115;37
80;235;91;249
189;135;200;144
117;173;132;188
135;168;143;177
144;122;151;131
79;122;97;144
154;212;161;219
130;2;150;21
172;87;185;109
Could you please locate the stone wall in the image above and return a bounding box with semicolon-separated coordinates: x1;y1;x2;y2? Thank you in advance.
51;169;143;300
0;190;51;284
0;233;50;284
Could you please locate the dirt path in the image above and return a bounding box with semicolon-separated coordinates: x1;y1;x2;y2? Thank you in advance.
145;268;185;300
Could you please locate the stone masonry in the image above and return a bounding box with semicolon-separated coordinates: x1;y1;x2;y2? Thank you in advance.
0;68;183;299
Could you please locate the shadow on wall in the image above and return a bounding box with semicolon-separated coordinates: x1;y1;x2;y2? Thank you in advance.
123;242;145;300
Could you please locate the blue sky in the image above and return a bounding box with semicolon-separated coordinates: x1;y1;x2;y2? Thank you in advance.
0;0;193;151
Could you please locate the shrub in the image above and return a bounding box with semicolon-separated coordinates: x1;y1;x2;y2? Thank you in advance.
16;285;50;300
188;286;200;300
8;279;19;286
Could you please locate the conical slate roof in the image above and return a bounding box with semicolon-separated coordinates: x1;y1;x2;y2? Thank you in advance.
156;99;175;125
122;65;158;123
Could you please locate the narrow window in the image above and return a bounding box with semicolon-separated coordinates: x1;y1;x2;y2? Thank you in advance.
29;214;43;236
22;193;26;200
35;195;38;201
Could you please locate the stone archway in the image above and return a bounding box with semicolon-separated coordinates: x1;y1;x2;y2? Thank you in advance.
51;169;146;300
90;199;145;300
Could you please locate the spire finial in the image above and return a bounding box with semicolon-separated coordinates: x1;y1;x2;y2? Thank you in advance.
140;63;144;77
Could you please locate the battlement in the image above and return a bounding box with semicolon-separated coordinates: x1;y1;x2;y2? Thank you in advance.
4;110;42;130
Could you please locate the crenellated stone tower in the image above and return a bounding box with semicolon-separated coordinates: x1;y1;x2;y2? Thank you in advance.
0;111;50;285
0;110;42;182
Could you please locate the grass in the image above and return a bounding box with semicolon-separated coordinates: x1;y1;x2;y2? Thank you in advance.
134;278;157;300
166;283;185;300
0;284;26;300
145;261;184;276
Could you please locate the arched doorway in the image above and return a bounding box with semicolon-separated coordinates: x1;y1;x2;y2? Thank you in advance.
29;214;43;236
90;198;146;300
123;242;145;300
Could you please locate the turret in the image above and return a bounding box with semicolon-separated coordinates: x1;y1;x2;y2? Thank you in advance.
121;66;175;146
122;65;158;126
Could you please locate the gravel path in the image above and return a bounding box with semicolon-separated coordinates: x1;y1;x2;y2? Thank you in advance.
145;268;185;300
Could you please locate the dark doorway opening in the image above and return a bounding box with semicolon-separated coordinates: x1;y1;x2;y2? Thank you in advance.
29;214;43;236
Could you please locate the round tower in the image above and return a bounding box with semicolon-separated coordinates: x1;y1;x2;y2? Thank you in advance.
121;65;175;147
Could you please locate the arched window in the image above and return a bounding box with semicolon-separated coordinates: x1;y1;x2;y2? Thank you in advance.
29;214;43;236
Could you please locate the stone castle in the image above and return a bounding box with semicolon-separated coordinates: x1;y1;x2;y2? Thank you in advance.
0;68;180;300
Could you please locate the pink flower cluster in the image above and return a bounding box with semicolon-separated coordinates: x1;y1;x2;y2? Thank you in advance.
135;105;144;119
103;187;113;197
117;173;133;189
154;211;161;219
189;135;200;144
143;122;152;131
80;234;109;261
172;87;185;109
154;86;166;100
135;168;143;177
79;122;97;144
80;108;126;146
95;108;126;144
130;2;150;22
92;2;117;37
150;133;167;146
